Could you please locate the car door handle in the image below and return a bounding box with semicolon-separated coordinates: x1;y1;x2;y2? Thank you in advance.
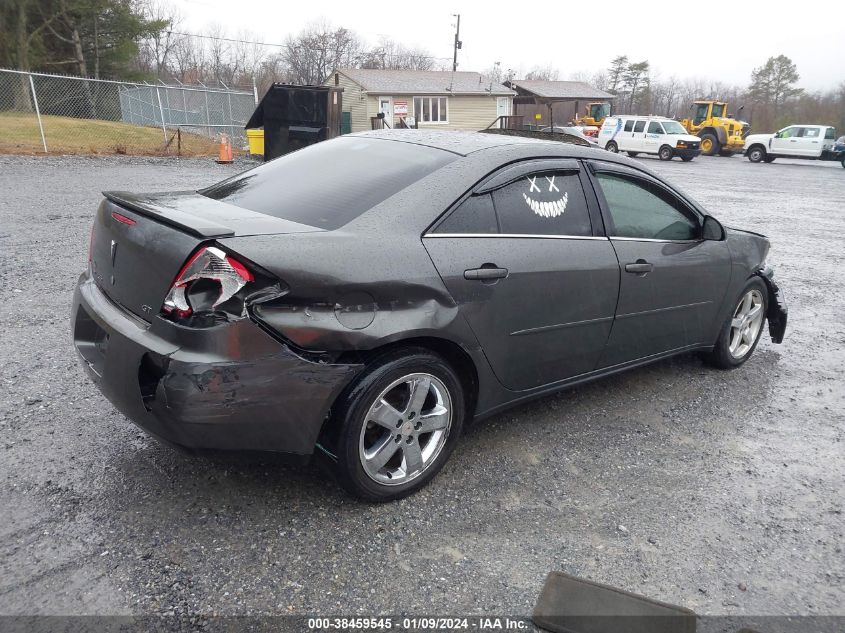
464;266;508;280
625;261;654;274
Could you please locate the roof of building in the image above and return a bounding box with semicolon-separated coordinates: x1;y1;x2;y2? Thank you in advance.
506;80;614;100
334;69;515;96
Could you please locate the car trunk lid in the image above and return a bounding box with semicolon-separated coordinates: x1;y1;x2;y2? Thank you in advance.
90;191;320;321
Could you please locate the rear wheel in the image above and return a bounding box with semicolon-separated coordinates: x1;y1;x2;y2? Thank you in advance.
331;348;465;502
703;277;768;369
627;151;639;157
606;141;619;153
700;133;720;156
747;145;766;163
658;145;674;161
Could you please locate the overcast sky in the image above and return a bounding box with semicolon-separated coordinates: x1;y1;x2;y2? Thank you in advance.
171;0;844;91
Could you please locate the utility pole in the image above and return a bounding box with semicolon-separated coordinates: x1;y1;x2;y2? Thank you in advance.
452;14;462;72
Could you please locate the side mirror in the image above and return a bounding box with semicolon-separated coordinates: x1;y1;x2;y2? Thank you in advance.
702;215;725;241
737;105;745;113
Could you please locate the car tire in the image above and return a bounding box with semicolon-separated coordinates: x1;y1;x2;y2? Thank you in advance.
763;156;776;163
331;347;465;502
606;141;619;153
700;133;720;156
747;146;766;163
680;156;694;162
658;145;674;161
702;277;768;370
718;148;734;157
627;151;639;157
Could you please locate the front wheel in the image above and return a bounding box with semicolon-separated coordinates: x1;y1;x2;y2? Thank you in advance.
703;278;768;369
658;145;674;161
606;141;619;153
747;146;766;163
331;348;465;502
700;133;720;156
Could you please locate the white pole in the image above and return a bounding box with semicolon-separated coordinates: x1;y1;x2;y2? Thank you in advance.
29;74;47;153
155;86;168;144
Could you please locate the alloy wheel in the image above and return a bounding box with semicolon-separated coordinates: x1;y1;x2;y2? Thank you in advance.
358;373;452;486
729;289;765;359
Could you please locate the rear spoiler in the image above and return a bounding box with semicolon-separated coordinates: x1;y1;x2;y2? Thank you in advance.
103;191;235;238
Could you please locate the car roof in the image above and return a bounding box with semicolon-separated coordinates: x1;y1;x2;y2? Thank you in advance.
347;129;570;157
346;126;622;162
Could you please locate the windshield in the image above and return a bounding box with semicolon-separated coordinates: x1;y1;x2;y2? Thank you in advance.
201;137;456;230
711;103;726;117
590;103;611;119
663;121;688;135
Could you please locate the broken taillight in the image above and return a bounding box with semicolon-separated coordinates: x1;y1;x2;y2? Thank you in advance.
161;246;254;320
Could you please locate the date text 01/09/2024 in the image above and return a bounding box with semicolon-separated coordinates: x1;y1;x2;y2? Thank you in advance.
306;617;530;630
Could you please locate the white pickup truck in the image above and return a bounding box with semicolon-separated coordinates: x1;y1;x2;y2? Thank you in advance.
744;125;844;167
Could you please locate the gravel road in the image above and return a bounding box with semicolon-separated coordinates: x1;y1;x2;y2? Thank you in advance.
0;152;842;624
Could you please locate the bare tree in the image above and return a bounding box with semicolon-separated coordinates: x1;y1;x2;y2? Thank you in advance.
284;20;363;85
360;37;434;70
524;64;559;81
137;0;183;79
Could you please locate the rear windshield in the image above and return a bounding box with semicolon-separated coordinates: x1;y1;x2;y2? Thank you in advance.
200;137;456;230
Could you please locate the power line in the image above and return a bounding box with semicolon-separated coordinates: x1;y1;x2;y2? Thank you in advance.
165;30;453;62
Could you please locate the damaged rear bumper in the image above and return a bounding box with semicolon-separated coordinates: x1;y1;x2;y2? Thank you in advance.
71;275;362;457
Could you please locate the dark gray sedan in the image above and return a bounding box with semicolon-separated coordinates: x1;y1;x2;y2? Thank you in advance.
72;130;787;501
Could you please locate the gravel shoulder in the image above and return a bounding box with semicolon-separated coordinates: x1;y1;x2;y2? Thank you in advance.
0;153;843;618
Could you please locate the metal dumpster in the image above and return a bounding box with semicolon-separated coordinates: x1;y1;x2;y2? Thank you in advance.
244;84;343;161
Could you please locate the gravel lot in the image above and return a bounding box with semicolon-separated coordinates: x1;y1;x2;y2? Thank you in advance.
0;151;843;623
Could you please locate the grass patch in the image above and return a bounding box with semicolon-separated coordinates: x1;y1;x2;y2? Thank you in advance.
0;111;238;156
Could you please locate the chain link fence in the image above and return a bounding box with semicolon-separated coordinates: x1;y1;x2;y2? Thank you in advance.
0;68;257;156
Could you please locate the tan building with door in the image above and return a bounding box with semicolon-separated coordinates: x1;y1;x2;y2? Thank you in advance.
326;69;514;134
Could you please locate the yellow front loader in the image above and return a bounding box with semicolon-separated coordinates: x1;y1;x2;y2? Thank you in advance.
573;102;611;127
681;101;749;156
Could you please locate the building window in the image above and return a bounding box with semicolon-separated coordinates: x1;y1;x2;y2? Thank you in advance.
414;97;448;123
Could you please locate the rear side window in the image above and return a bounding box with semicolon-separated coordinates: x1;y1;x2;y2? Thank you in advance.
491;171;592;237
434;194;498;234
633;121;646;133
825;127;835;140
624;120;634;132
200;137;456;230
596;173;698;241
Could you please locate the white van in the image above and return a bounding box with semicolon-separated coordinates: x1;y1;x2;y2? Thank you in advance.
598;116;702;161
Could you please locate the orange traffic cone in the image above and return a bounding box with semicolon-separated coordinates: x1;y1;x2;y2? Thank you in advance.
216;133;234;164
